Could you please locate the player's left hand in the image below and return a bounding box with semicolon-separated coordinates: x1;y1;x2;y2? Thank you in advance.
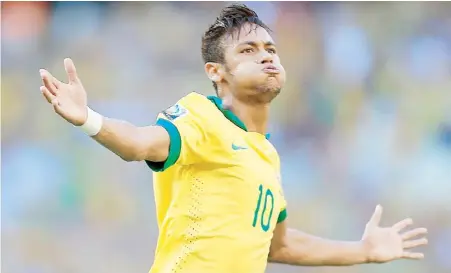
361;205;428;263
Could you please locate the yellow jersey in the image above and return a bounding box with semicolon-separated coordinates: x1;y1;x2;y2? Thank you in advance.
146;92;287;273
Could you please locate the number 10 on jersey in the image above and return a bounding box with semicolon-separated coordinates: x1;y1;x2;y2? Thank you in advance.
252;184;274;232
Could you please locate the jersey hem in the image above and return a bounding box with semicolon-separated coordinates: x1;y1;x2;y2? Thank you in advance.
145;118;181;172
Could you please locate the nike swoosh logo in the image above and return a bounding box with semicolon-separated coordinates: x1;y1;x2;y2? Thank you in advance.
232;143;248;150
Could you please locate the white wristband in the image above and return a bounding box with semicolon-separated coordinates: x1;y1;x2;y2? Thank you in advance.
79;107;103;136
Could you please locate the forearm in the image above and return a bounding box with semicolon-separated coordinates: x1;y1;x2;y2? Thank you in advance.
90;117;168;162
269;228;368;266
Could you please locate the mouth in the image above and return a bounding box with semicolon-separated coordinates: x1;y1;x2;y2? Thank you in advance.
262;65;280;74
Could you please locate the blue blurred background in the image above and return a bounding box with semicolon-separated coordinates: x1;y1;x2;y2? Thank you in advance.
2;1;451;273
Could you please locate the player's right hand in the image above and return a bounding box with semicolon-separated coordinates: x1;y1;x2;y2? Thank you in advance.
40;58;88;126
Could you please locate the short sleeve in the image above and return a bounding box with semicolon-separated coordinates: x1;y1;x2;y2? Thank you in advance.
276;172;288;223
145;102;205;172
277;187;288;223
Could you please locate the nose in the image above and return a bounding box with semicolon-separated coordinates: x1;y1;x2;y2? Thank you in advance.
259;52;273;64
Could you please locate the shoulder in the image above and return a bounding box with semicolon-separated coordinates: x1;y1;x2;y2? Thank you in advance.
149;93;218;172
177;92;211;106
174;92;216;113
162;92;221;126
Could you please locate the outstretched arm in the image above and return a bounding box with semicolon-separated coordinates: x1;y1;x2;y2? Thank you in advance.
40;58;170;163
269;221;368;266
89;119;170;162
268;205;428;266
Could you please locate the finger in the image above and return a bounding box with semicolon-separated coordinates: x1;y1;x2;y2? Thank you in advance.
402;252;424;260
401;228;428;240
52;99;65;116
40;69;58;96
392;218;413;232
403;238;428;249
64;58;79;84
41;86;55;104
51;97;61;112
52;76;63;89
367;205;383;227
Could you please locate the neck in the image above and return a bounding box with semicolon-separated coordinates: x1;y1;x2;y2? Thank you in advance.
222;95;270;134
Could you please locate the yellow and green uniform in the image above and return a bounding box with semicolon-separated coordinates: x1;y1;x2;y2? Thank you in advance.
146;92;287;273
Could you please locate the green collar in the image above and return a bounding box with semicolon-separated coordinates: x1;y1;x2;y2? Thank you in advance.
207;96;271;140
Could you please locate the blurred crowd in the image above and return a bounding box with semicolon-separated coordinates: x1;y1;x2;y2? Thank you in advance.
2;2;451;273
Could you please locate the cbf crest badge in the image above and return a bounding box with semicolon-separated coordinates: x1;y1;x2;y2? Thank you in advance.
162;104;188;120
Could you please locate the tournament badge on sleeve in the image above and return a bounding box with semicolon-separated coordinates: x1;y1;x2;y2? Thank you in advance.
163;104;188;120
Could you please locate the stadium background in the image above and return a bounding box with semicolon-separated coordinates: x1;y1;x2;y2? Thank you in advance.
2;1;451;273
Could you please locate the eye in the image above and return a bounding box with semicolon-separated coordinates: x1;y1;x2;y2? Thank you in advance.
267;48;277;54
241;48;254;54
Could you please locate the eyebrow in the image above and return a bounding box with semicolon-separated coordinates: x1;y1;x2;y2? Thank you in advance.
238;41;276;47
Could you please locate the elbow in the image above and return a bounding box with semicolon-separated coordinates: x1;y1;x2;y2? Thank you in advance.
119;145;165;163
268;246;290;263
269;244;309;265
118;129;169;163
119;153;139;162
118;148;145;162
120;155;137;162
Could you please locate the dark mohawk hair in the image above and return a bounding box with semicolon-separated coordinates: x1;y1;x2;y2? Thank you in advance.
201;3;271;93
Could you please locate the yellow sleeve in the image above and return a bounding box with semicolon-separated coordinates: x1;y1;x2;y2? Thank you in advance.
276;169;287;223
145;100;205;172
277;187;288;223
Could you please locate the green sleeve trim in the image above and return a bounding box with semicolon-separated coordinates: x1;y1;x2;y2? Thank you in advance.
277;208;287;223
145;118;182;172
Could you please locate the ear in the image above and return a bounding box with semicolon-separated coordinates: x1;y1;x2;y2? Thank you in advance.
204;62;223;84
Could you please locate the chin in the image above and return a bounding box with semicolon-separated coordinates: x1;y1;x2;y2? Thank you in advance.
261;77;283;94
253;84;282;103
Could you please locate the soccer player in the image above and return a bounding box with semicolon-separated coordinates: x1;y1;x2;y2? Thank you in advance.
39;4;427;273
